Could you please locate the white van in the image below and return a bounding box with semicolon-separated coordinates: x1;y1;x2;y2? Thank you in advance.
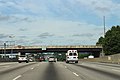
66;50;78;63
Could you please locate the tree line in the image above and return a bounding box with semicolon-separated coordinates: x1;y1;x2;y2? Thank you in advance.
96;25;120;55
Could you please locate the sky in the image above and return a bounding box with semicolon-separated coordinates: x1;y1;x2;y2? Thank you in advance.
0;0;120;46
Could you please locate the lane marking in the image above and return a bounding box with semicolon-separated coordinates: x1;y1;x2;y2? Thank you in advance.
112;69;120;72
73;72;79;77
65;66;67;68
2;66;10;67
13;75;21;80
31;67;34;70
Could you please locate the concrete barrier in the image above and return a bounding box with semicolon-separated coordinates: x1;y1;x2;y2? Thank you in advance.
80;53;120;64
0;58;17;62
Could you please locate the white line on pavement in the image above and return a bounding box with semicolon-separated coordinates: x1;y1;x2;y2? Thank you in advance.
112;69;120;72
31;67;34;70
73;72;79;77
65;66;67;68
2;66;10;67
13;75;21;80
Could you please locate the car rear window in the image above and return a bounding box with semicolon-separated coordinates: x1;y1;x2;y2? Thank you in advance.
69;53;72;56
73;53;77;56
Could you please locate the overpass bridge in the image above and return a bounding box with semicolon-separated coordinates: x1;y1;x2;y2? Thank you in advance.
0;45;102;57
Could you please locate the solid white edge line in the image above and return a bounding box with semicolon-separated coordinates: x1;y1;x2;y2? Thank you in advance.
3;66;10;67
112;69;120;72
13;75;21;80
73;72;79;77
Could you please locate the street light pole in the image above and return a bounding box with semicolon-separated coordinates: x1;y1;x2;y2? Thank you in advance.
9;35;15;58
4;42;6;59
103;16;106;37
101;16;106;57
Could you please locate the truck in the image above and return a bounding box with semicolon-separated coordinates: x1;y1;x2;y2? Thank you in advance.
18;52;29;63
66;50;78;63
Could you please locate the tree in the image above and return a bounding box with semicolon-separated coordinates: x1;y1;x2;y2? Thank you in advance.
96;36;104;45
96;25;120;55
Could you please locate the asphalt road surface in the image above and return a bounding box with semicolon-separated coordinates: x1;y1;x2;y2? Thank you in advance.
0;61;120;80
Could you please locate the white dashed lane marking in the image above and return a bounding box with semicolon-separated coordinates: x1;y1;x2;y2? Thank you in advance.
65;66;67;68
112;69;120;72
13;75;22;80
73;72;79;77
31;67;34;70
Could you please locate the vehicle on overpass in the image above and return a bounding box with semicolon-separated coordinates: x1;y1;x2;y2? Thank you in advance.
66;50;78;63
18;52;29;63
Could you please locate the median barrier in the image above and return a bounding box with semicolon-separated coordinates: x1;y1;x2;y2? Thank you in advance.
0;58;17;62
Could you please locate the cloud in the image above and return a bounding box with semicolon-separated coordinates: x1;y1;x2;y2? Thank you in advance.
72;33;94;37
19;36;28;39
0;34;8;39
38;32;54;39
0;14;32;23
19;28;28;31
0;15;10;21
15;39;30;45
0;0;119;45
74;0;120;17
29;40;43;45
0;0;120;21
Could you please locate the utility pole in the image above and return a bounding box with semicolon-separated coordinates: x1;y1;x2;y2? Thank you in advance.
4;42;6;59
9;35;15;58
100;16;106;57
103;16;106;37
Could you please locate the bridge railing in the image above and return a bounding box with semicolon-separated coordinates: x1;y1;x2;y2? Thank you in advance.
0;45;102;50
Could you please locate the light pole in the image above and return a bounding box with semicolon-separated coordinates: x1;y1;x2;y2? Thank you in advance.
103;16;106;37
100;16;106;57
9;35;15;58
3;42;7;59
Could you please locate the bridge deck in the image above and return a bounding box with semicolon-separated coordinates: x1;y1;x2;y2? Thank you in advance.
0;45;102;49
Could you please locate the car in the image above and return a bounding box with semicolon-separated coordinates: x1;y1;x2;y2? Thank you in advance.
39;57;45;62
18;55;29;63
48;57;56;62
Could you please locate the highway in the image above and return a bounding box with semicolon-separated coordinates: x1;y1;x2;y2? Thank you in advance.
0;62;120;80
